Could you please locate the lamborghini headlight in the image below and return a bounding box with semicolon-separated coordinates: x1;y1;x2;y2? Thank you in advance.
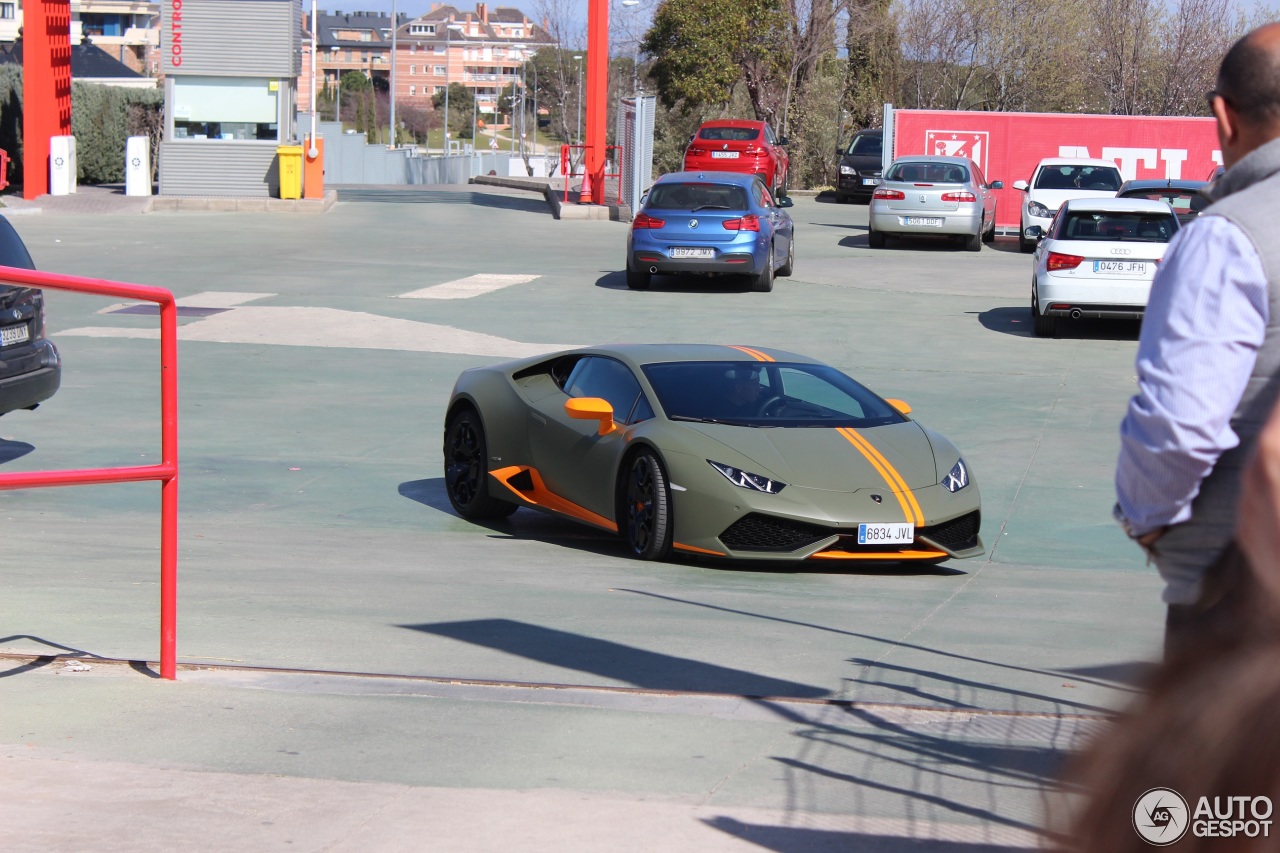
708;460;786;494
943;459;969;493
1027;200;1051;218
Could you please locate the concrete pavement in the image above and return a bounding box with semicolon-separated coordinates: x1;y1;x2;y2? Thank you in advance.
0;184;1159;850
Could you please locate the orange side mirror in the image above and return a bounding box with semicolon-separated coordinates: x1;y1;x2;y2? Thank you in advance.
565;397;617;435
886;398;912;416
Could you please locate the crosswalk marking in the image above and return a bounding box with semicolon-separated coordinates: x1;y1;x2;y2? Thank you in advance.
397;274;540;300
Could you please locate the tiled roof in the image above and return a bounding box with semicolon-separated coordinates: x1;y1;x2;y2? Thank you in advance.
0;40;145;79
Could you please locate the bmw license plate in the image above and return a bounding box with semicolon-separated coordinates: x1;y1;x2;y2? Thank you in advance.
1093;260;1147;275
903;217;943;227
711;151;739;159
0;322;29;346
858;522;915;545
671;247;714;259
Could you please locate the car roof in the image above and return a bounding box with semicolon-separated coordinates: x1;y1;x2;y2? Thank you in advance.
1062;197;1178;213
1117;179;1208;192
541;344;824;368
1034;157;1121;169
852;128;882;136
655;171;762;187
698;119;766;129
888;155;971;166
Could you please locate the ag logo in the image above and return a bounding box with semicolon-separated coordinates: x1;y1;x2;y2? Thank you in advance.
1133;787;1190;845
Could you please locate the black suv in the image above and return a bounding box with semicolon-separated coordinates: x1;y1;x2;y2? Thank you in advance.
0;217;60;417
836;129;884;202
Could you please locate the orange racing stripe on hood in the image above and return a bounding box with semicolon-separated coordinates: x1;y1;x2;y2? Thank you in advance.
835;428;925;526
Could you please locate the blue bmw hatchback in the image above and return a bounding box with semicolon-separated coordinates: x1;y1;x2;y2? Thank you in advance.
626;171;795;292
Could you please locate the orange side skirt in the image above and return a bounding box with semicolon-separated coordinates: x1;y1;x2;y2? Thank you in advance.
489;465;619;532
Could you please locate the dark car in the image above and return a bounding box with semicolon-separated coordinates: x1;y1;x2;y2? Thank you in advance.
1115;178;1210;226
0;217;60;417
626;171;795;293
836;129;884;202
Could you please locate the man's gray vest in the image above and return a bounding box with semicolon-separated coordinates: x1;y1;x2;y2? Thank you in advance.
1166;137;1280;581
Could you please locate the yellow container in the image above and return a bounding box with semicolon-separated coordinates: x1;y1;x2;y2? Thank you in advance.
277;145;303;199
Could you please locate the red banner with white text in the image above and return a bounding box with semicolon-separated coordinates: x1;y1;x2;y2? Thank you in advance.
891;110;1221;230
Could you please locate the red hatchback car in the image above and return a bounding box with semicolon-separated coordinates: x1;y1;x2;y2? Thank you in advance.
683;120;790;197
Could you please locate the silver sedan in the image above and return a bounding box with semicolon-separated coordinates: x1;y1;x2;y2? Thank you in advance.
868;156;1002;252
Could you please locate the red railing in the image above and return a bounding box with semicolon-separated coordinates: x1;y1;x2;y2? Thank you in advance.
0;266;178;679
560;143;623;205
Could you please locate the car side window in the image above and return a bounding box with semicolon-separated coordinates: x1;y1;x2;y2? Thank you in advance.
563;357;652;425
971;160;986;187
764;125;777;145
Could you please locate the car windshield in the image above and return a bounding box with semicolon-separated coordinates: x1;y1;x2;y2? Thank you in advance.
1117;189;1207;215
1057;211;1178;242
645;183;748;211
642;361;905;428
846;135;882;157
886;162;969;183
1034;165;1122;191
699;126;760;141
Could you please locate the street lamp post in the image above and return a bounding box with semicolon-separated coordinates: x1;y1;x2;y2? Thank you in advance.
443;22;464;154
389;0;397;147
511;43;528;158
622;0;641;95
530;50;538;155
331;46;341;122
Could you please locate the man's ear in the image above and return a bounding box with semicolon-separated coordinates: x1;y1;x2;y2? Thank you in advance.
1213;94;1241;150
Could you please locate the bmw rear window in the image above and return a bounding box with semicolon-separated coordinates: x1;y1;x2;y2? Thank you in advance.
641;361;904;428
1055;211;1179;242
645;183;749;211
699;127;760;141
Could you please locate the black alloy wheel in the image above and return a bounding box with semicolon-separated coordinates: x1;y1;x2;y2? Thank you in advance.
623;450;672;560
443;409;517;519
777;236;794;277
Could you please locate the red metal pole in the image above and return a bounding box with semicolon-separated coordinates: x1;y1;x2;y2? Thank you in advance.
159;298;179;680
581;0;608;204
23;0;73;199
0;265;179;679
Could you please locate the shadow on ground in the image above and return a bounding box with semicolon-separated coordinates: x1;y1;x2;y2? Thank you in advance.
594;270;755;293
0;439;34;464
704;818;1039;852
976;307;1141;341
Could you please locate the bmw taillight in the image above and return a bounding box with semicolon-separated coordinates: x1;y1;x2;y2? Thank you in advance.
873;188;905;200
632;213;666;230
743;146;763;155
1047;251;1084;271
686;147;706;157
941;191;976;202
723;215;761;232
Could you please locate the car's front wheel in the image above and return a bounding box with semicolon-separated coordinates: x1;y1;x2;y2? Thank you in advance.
444;408;518;519
982;209;997;243
776;236;794;277
621;450;672;561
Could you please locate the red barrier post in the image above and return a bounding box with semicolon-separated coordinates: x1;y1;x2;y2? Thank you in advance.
0;266;179;679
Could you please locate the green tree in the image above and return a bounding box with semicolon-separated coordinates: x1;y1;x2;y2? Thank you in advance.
432;82;476;139
642;0;787;119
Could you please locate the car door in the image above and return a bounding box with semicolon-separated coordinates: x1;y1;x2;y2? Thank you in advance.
971;160;997;224
764;124;787;185
756;182;791;260
527;356;655;521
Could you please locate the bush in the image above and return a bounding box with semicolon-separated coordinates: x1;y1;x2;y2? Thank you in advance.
71;82;163;184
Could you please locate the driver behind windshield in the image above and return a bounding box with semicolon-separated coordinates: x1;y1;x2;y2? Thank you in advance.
722;365;764;414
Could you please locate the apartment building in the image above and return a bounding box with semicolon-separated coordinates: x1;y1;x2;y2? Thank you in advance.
302;5;555;124
0;0;159;76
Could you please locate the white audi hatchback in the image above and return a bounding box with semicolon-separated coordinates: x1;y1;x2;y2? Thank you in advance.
1028;197;1179;337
